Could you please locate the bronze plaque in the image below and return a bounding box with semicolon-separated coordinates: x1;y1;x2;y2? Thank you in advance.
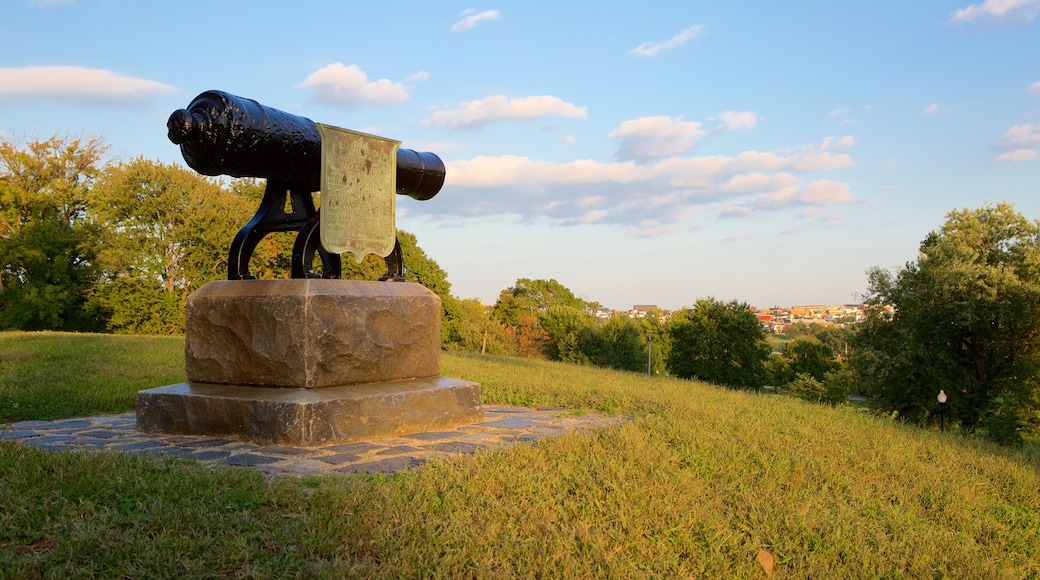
317;124;400;261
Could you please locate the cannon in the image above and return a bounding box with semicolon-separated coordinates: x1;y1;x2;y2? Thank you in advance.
167;90;445;280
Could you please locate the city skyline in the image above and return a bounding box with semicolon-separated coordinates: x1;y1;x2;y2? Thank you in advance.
2;1;1038;311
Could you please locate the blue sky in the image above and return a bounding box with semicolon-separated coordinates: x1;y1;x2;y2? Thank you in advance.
2;1;1039;310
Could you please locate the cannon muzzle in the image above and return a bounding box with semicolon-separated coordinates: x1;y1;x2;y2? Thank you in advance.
167;90;444;201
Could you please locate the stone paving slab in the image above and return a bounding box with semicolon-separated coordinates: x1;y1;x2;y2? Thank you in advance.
0;405;625;479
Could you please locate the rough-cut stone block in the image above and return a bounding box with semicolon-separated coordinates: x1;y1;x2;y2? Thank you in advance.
136;377;483;446
184;279;440;388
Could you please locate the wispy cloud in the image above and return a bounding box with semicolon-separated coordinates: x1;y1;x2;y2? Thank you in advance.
629;25;704;57
424;95;587;130
0;65;174;104
406;71;431;82
828;107;850;119
949;0;1040;23
297;63;409;108
1029;81;1040;95
923;103;940;115
816;136;856;150
452;8;500;32
994;122;1040;162
609;116;705;163
714;111;759;132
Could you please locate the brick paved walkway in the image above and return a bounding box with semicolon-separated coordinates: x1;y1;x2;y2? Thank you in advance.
1;405;624;479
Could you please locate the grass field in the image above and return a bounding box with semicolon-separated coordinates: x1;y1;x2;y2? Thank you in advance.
1;331;1039;578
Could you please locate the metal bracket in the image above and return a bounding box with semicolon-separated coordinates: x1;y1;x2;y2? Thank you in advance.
227;180;341;280
227;180;403;282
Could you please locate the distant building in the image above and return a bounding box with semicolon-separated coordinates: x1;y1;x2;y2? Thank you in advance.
629;305;659;319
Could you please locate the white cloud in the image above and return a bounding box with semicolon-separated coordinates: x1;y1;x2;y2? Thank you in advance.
798;181;854;205
1029;81;1040;95
629;222;680;237
997;149;1037;162
406;71;431;82
0;65;175;104
949;0;1040;22
609;116;705;163
452;8;500;32
629;25;704;57
720;173;777;195
994;123;1040;161
715;111;758;131
817;136;856;150
923;103;939;115
828;107;850;119
561;135;576;145
297;63;409;108
424;95;587;130
426;141;855;235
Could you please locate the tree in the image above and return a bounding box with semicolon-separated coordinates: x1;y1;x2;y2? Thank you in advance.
787;370;851;407
89;158;248;334
602;316;648;372
442;298;517;356
492;278;591;327
813;326;855;360
666;297;771;389
0;135;108;331
492;278;592;359
539;305;595;361
769;336;841;385
852;202;1040;444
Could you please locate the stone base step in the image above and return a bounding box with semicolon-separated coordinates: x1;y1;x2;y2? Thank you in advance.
136;376;482;447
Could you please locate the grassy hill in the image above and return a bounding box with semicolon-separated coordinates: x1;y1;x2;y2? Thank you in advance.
1;331;1038;577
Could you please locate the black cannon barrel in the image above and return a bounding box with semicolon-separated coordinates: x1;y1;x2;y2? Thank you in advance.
167;90;444;201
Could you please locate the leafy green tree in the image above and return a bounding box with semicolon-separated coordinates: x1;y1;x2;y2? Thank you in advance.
852;202;1040;443
0;135;108;331
602;316;648;372
492;278;592;359
788;369;851;407
775;337;841;384
783;321;813;338
89;158;248;334
492;278;591;327
442;298;517;356
666;297;771;389
0;220;103;331
539;305;595;361
813;326;855;359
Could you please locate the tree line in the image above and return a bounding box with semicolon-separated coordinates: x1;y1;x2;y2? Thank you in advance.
3;136;1038;444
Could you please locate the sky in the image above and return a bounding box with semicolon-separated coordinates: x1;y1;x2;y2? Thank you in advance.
2;1;1039;311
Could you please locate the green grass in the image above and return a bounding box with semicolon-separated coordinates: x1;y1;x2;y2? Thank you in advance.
0;331;185;422
2;331;1039;577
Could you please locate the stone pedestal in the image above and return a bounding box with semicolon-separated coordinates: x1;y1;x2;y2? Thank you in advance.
136;279;482;446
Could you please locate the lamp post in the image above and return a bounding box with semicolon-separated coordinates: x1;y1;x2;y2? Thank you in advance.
937;390;948;432
647;334;653;376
